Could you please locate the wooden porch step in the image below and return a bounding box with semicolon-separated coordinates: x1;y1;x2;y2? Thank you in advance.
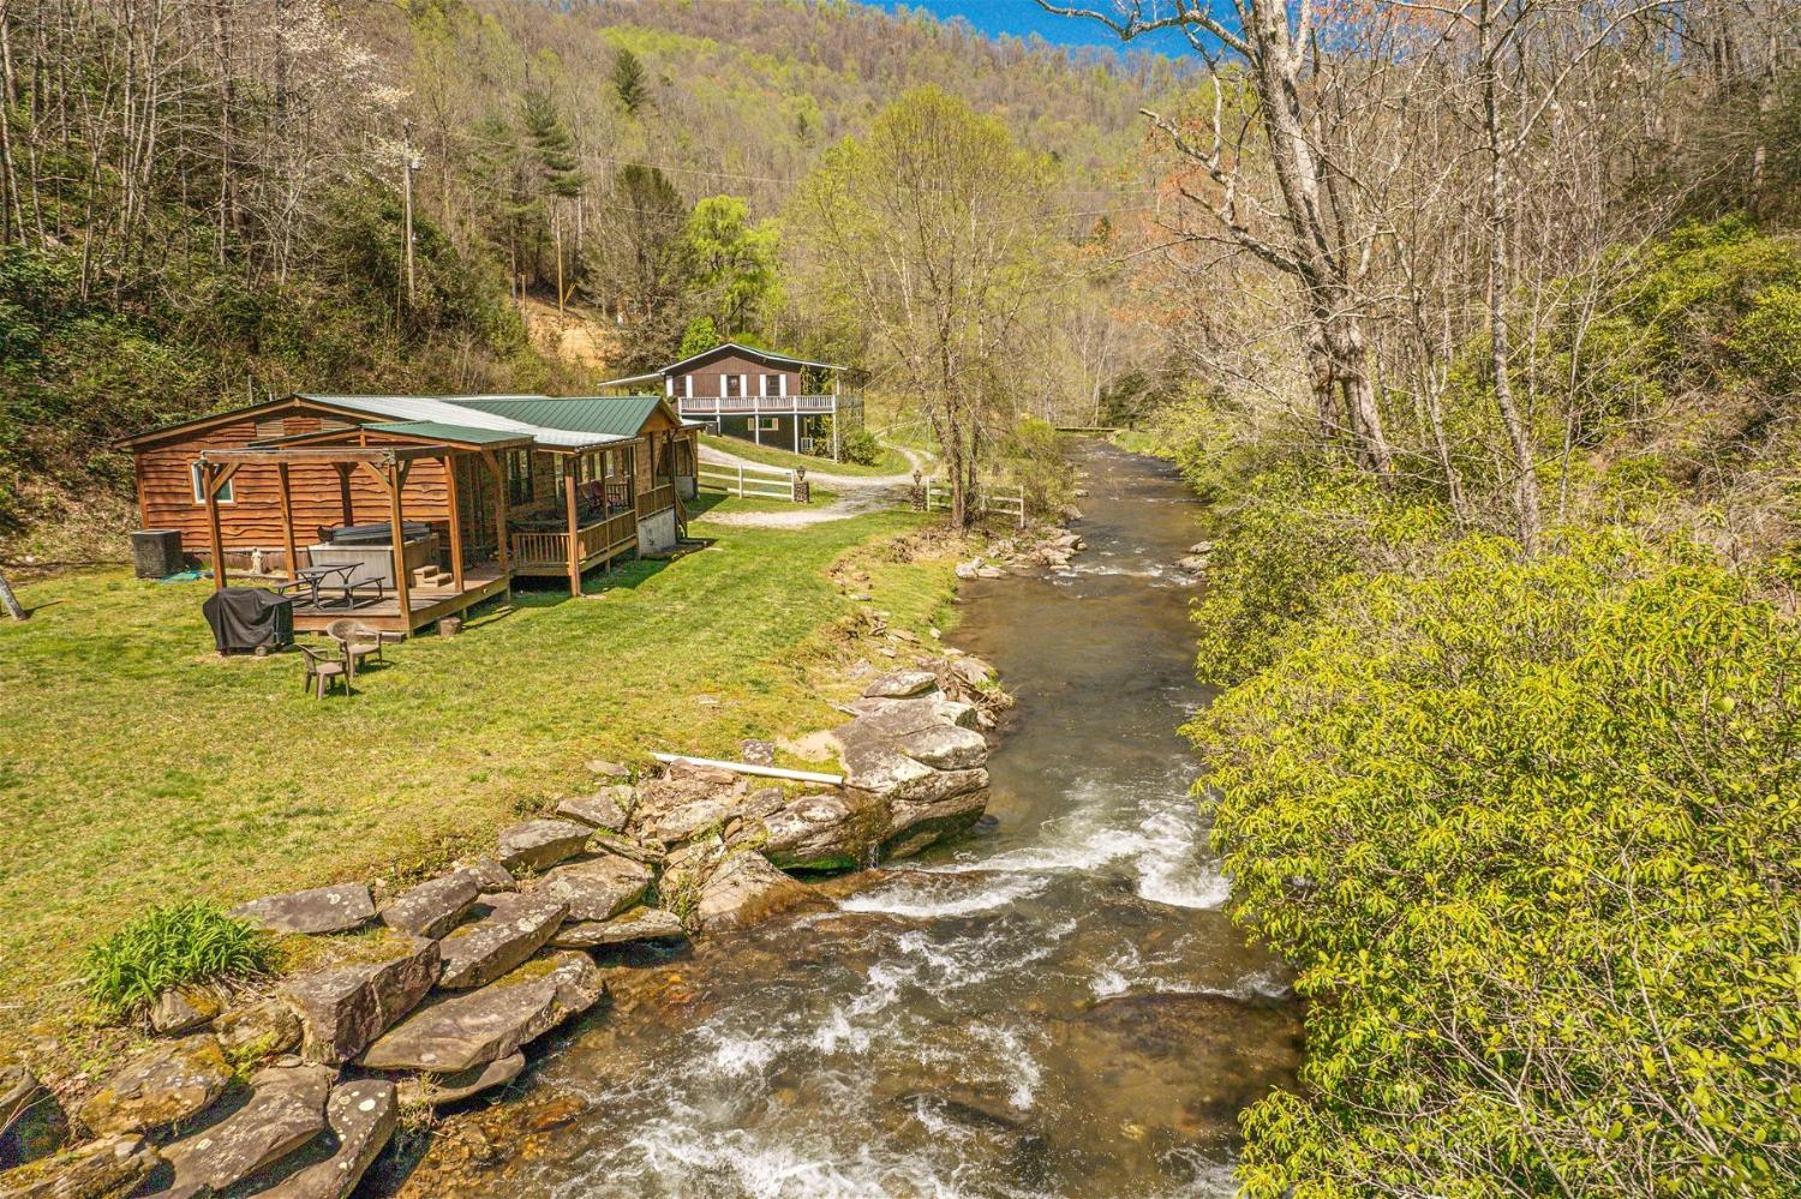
411;565;455;591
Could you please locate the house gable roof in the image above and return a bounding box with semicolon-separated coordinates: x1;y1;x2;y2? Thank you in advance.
656;342;846;377
449;395;675;439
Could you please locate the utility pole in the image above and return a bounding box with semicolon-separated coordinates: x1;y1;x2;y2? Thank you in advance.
401;121;418;311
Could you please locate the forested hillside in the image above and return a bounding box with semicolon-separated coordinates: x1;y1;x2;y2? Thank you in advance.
0;0;1174;558
1080;0;1801;1192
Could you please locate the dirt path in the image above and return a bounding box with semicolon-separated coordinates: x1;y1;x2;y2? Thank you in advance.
694;444;931;528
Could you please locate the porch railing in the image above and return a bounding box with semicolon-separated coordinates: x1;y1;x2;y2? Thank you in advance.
637;482;676;518
510;510;637;568
677;394;839;416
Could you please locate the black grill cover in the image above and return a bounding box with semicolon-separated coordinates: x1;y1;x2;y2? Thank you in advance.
202;587;294;654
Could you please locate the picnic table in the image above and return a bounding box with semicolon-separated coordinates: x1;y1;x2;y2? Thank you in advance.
282;563;385;609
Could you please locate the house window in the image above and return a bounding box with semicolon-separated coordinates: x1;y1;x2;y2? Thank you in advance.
191;462;233;504
723;373;743;398
506;450;534;506
755;417;780;432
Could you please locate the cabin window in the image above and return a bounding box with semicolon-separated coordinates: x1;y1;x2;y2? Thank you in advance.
506;450;534;506
755;417;780;432
191;462;234;504
723;373;742;398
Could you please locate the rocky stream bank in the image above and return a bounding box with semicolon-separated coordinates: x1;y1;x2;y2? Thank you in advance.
0;642;1016;1199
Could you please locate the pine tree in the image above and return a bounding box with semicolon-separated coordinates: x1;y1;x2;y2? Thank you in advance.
612;48;650;116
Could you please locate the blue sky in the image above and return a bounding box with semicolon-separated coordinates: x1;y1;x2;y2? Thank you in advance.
872;1;1196;57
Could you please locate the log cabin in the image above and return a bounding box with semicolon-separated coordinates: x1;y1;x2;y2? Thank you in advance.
596;342;864;460
121;393;703;631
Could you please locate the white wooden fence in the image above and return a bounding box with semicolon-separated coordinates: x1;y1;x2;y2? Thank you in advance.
699;461;799;501
924;479;1027;528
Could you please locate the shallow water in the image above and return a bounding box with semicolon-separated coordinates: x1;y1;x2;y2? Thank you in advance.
394;443;1299;1199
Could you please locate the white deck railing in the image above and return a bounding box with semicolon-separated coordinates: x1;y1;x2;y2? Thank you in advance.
677;394;840;416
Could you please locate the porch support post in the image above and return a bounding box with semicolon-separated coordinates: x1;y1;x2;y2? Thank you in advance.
204;462;227;591
334;463;354;527
564;464;581;597
276;463;299;579
387;459;412;628
481;450;510;576
444;452;465;591
832;381;842;462
793;410;801;454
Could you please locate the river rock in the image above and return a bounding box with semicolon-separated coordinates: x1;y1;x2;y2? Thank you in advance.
555;788;632;832
550;906;687;949
76;1035;231;1136
696;854;823;931
281;936;439;1065
359;953;605;1074
437;894;566;990
537;854;651;922
379;873;478;940
863;670;939;699
1176;554;1209;573
845;694;978;735
148;988;221;1036
0;1133;158;1199
949;656;995;689
213;999;302;1064
448;856;516;894
637;795;737;846
585;759;630;780
760;791;885;872
248;1079;395;1199
395;1053;524;1110
891;723;988;771
585;829;665;867
0;1066;66;1168
229;884;374;936
159;1063;333;1195
496;821;590;874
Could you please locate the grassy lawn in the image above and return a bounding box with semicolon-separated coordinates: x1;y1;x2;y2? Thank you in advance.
700;433;912;477
0;503;955;1057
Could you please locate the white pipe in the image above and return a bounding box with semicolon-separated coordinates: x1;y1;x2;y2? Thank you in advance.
651;752;843;786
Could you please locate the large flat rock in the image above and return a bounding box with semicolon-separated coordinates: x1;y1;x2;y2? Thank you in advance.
496;820;590;873
0;1133;158;1199
551;906;687;949
229;884;374;936
159;1064;333;1194
395;1053;524;1110
359;953;605;1074
760;791;885;872
247;1079;395;1199
891;723;988;771
437;894;566;990
696;854;824;931
76;1035;231;1137
538;854;651;922
379;873;478;940
0;1065;65;1168
555;788;632;832
862;669;940;699
282;936;440;1064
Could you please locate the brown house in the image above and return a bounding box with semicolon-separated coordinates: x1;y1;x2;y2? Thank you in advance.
597;342;863;460
122;393;702;630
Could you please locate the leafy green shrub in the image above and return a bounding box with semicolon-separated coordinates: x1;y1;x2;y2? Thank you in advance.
83;902;276;1021
1734;282;1801;392
1190;468;1443;686
997;417;1073;518
839;426;883;466
1194;532;1801;1198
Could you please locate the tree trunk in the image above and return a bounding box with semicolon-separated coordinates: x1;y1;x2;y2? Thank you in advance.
1481;0;1541;552
0;569;24;620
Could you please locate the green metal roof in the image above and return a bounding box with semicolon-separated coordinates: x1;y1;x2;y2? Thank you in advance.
449;395;664;438
365;420;531;447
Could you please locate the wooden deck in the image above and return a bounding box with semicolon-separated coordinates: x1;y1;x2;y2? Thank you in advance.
510;510;638;580
290;565;510;635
